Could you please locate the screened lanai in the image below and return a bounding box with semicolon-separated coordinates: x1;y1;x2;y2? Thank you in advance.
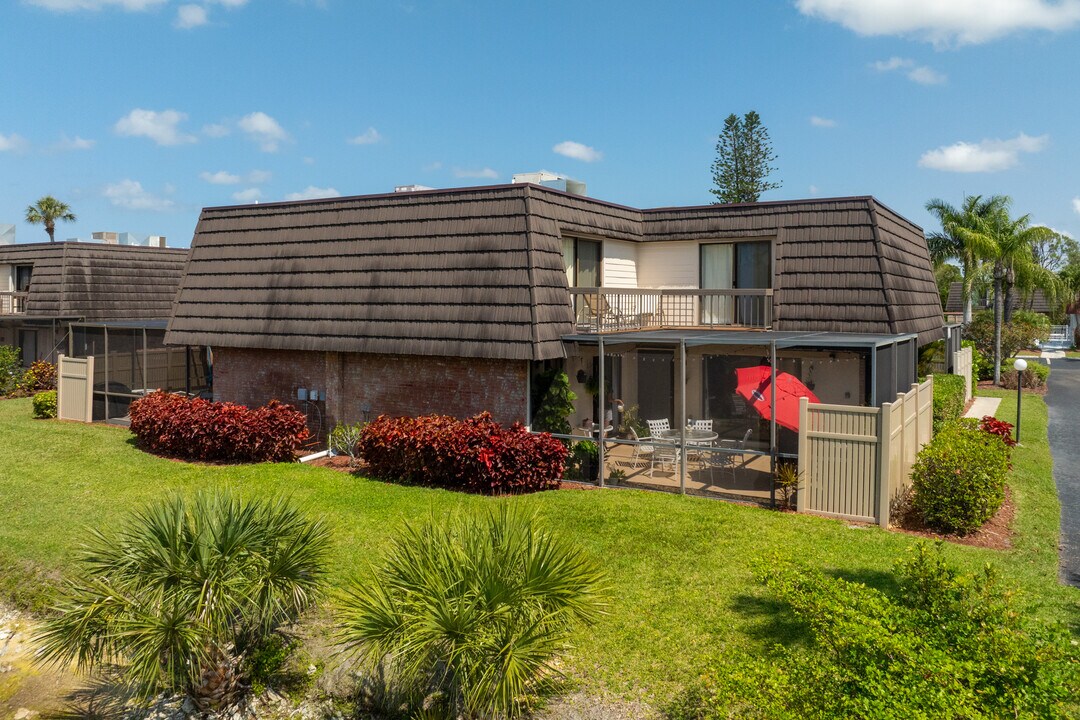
68;320;210;423
552;330;918;503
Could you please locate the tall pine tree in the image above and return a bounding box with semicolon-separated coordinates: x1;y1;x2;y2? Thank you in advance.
710;111;780;204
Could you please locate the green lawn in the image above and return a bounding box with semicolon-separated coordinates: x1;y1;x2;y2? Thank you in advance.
1;396;1077;704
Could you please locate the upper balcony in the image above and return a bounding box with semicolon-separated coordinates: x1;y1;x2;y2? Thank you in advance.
0;291;27;315
569;287;773;334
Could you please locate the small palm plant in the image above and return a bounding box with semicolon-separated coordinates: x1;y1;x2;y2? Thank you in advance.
337;506;608;719
35;491;331;709
25;195;76;242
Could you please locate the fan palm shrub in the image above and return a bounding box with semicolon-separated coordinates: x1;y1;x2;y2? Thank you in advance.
35;491;331;709
337;506;608;719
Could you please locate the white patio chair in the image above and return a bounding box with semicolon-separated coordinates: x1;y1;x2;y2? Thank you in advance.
627;426;653;468
646;418;670;436
705;447;738;484
690;419;713;432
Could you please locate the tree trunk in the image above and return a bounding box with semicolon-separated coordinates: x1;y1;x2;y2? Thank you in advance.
993;265;1004;385
1003;267;1015;323
962;264;973;324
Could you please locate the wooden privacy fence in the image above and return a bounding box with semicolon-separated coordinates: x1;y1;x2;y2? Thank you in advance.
797;376;933;528
954;345;973;403
57;354;94;423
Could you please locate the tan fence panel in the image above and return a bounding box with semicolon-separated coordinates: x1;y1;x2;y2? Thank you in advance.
57;354;94;423
798;376;934;528
954;346;973;403
798;400;880;524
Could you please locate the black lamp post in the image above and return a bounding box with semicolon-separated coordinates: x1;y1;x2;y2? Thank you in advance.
1013;358;1027;443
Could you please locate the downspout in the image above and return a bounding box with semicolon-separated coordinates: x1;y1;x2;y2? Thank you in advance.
770;340;777;508
679;339;687;495
598;334;605;488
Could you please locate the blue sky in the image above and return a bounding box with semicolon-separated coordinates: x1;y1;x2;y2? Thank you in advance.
2;0;1080;248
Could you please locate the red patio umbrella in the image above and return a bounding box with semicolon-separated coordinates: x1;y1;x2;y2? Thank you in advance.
735;365;820;432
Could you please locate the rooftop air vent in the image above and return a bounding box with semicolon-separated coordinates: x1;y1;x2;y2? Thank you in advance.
512;171;586;196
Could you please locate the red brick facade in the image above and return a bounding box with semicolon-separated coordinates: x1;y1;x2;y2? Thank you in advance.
212;347;529;440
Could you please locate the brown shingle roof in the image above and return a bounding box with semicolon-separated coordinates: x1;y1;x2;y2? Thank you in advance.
0;242;189;320
165;185;573;361
165;185;945;358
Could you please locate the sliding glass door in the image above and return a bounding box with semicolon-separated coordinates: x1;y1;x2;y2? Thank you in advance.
701;241;771;326
700;244;734;324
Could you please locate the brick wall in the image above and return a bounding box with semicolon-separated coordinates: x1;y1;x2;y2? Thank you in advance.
213;347;529;438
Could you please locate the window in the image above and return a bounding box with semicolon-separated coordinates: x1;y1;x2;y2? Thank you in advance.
14;265;32;292
561;237;602;288
700;241;772;325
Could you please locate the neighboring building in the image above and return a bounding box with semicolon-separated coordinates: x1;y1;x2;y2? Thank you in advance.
0;240;189;365
944;281;1056;323
165;183;943;445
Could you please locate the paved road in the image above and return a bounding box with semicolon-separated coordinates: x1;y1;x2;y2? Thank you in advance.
1045;358;1080;586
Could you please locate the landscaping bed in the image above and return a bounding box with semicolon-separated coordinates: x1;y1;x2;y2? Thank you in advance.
0;394;1076;715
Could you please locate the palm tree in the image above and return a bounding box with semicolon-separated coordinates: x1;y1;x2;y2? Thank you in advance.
25;195;76;242
337;506;608;719
979;203;1058;383
925;195;1004;323
35;491;331;708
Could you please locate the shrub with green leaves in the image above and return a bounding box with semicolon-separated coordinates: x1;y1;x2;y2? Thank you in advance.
0;345;21;394
31;390;57;419
1000;360;1050;389
531;368;576;436
931;373;966;433
35;491;331;709
964;310;1050;360
328;420;365;465
911;419;1010;534
667;544;1080;720
963;339;991;383
337;507;608;719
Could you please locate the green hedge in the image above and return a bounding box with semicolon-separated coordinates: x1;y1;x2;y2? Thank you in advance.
911;419;1010;535
667;544;1079;720
931;373;966;433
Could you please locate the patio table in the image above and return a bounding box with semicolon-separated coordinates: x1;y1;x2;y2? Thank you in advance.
657;428;718;444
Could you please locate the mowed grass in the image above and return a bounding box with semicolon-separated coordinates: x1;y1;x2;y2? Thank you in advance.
1;396;1077;703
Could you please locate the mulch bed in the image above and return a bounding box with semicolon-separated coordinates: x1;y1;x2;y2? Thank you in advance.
893;485;1015;550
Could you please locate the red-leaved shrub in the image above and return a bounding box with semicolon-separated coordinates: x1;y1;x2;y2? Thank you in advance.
356;412;566;494
979;415;1017;447
129;391;310;463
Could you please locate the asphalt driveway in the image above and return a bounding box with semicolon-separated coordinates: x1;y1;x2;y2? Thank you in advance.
1045;358;1080;586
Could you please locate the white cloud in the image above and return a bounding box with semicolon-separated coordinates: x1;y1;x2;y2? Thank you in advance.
233;187;262;203
553;140;603;162
211;0;249;6
918;133;1048;173
114;108;196;146
1072;197;1080;216
809;185;820;195
54;134;95;151
246;169;272;183
174;4;207;28
284;186;340;201
907;66;947;85
347;127;382;145
200;170;240;185
202;123;230;138
797;0;1080;46
103;179;175;212
302;156;315;165
453;167;499;179
871;56;946;85
26;0;167;10
0;133;29;152
810;115;836;128
238;111;288;152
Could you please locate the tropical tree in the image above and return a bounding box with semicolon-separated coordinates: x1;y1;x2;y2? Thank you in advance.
925;195;1004;323
35;491;331;709
337;506;608;719
710;111;781;204
977;203;1058;383
25;195;76;242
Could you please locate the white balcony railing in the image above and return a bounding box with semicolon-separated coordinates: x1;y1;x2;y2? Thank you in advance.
569;287;773;333
0;291;27;315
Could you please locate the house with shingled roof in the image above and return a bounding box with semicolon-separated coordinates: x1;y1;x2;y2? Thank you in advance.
165;182;942;466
